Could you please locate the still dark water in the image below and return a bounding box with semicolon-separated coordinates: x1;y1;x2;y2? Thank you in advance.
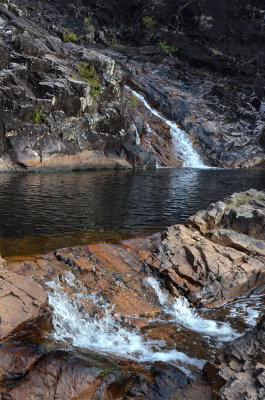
0;168;264;256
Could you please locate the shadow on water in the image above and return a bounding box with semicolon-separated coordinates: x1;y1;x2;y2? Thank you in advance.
0;168;264;256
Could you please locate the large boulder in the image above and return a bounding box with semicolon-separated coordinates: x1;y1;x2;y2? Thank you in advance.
147;190;265;306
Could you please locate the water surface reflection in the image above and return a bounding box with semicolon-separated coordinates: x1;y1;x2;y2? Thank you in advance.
0;168;264;255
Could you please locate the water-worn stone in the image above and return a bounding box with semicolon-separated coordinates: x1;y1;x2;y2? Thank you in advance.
204;314;265;400
2;351;120;400
6;235;163;325
148;190;265;306
1;350;193;400
0;265;49;340
0;345;43;383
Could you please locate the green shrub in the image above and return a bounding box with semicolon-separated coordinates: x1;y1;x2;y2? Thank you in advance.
31;105;44;124
158;41;178;56
63;28;77;43
77;62;102;98
130;95;139;109
84;17;93;29
143;16;156;30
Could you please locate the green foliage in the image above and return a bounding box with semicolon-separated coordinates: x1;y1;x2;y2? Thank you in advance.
31;105;44;124
143;16;156;30
84;17;93;28
157;41;178;56
130;95;139;109
110;37;119;47
77;62;102;99
63;28;77;43
228;193;264;208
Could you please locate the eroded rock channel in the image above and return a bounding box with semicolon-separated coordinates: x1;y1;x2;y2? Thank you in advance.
0;1;265;398
0;190;264;399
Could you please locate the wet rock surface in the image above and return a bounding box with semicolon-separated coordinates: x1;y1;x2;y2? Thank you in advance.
2;0;264;168
0;259;49;341
148;189;265;306
1;190;265;399
5;235;163;325
204;314;265;400
0;3;155;172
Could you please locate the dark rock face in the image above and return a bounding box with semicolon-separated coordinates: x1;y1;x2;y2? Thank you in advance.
204;314;265;400
9;0;265;167
1;0;264;168
147;189;265;306
0;3;155;172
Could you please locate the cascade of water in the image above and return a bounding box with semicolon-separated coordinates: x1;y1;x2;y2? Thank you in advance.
132;121;141;145
144;277;238;341
126;86;206;168
46;273;204;372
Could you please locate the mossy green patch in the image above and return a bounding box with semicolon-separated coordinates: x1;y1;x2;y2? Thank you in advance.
77;63;102;99
63;28;77;42
31;105;44;124
228;193;264;208
157;41;178;56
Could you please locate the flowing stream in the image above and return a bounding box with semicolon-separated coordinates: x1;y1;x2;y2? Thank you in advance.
144;277;236;339
126;86;206;168
47;272;264;376
47;273;205;376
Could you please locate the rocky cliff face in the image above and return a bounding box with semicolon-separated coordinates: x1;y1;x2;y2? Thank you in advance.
1;0;264;169
0;2;155;171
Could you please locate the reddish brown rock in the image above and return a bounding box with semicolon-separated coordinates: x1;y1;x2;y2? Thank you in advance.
0;345;43;383
2;351;126;400
0;267;49;340
148;190;265;306
5;236;163;325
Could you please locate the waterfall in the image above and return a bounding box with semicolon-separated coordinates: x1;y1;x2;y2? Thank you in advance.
46;272;264;375
144;277;237;340
126;86;206;168
132;121;141;145
46;272;205;374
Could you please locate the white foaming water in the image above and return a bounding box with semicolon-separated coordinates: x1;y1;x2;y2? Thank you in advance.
145;277;238;341
221;295;265;327
47;274;204;371
126;86;206;168
132;121;141;145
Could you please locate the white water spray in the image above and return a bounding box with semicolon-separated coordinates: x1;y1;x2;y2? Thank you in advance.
132;121;141;145
126;86;206;168
145;277;238;341
47;274;205;371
